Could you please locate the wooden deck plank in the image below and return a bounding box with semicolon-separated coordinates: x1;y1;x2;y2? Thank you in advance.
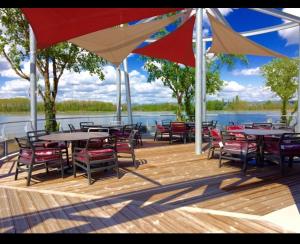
0;141;299;233
5;188;32;233
0;188;15;233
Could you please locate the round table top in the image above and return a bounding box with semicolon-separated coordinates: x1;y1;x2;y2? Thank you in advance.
39;132;109;141
227;129;292;136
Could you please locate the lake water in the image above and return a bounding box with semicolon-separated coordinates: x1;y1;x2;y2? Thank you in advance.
0;111;294;140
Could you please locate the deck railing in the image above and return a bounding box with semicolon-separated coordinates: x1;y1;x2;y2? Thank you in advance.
0;114;176;160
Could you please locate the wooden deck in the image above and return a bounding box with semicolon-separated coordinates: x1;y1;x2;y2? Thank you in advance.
1;139;299;233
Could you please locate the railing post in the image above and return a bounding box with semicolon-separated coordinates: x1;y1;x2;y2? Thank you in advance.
195;8;203;155
123;58;133;124
202;40;207;121
115;65;122;124
29;25;37;131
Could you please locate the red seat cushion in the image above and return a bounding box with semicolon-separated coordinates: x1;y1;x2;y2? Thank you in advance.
156;125;169;133
20;149;61;164
116;143;131;153
76;148;114;162
223;141;257;154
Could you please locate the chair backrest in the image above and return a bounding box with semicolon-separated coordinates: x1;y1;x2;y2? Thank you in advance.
123;124;136;134
128;130;139;147
170;122;186;133
80;122;94;129
15;137;32;150
252;123;272;129
27;130;48;143
85;136;116;151
221;130;247;144
68;124;76;132
162;119;172;127
88;127;110;133
209;128;221;140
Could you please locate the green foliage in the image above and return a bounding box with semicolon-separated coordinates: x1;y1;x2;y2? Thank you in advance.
132;103;177;112
206;100;225;110
0;8;107;131
261;58;299;123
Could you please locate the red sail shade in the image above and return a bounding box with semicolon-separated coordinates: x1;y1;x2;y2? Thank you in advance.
133;15;196;67
21;8;183;49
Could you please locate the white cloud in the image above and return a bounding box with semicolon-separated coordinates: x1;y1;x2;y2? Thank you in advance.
204;8;233;24
278;8;300;46
208;80;279;102
232;67;261;76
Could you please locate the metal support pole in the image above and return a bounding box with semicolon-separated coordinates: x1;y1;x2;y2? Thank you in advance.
122;58;133;124
202;40;207;121
297;24;300;132
29;25;37;131
115;65;122;124
195;8;203;155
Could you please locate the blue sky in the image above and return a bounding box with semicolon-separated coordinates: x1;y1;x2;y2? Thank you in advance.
0;8;299;104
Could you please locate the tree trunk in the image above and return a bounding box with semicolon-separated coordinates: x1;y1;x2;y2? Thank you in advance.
44;98;58;132
176;95;184;122
281;98;288;124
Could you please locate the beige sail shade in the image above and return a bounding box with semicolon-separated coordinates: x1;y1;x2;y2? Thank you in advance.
69;13;183;66
207;12;286;59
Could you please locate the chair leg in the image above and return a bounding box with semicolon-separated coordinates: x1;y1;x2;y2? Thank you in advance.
280;156;285;176
207;148;211;159
242;156;248;175
132;153;137;168
46;164;49;174
61;159;64;179
219;150;222;168
73;160;77;178
211;149;215;159
27;164;33;186
288;156;293;168
15;160;19;181
65;148;70;167
87;164;92;185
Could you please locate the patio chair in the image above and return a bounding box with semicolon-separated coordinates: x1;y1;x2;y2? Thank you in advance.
225;124;246;141
207;128;222;159
219;131;258;174
252;123;272;129
27;130;70;166
263;133;300;175
169;122;188;144
73;136;119;185
112;124;135;140
162;119;172;128
15;137;65;186
79;122;94;130
154;123;170;141
116;130;138;168
202;121;214;139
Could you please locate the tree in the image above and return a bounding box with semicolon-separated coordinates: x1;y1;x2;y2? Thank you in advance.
143;54;248;121
0;8;106;131
261;58;299;124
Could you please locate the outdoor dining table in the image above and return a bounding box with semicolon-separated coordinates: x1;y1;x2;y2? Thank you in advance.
226;129;291;166
39;132;109;168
